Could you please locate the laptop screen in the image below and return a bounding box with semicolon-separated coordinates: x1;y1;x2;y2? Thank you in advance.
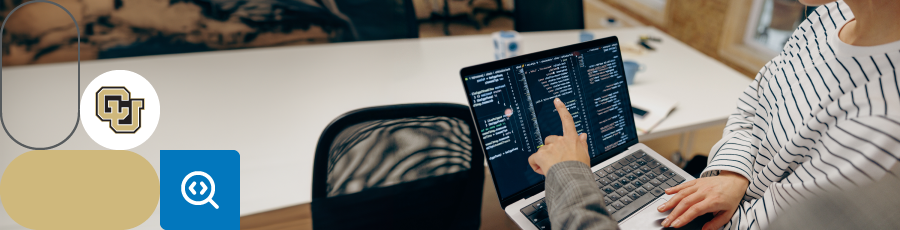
461;38;638;200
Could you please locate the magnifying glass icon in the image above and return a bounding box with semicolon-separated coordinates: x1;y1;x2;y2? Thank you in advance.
181;171;219;209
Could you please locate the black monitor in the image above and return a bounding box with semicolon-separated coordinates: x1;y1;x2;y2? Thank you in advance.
459;36;638;207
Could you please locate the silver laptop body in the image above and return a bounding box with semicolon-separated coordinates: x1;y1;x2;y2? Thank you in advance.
459;36;696;229
505;143;694;229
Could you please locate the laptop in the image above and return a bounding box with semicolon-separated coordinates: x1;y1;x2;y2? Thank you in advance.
459;36;696;229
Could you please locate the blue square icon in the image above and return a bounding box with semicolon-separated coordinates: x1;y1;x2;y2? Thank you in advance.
161;150;240;230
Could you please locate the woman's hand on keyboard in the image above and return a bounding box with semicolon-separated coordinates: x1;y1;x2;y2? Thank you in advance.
527;98;590;175
656;171;749;230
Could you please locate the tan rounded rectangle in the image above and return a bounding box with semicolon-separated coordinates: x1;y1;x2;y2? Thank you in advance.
0;150;159;230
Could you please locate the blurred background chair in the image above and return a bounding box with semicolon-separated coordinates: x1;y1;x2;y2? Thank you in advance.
327;0;420;41
514;0;584;32
473;0;513;27
441;0;481;35
311;103;484;230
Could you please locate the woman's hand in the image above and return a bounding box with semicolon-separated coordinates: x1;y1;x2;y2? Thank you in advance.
527;98;590;175
657;171;749;230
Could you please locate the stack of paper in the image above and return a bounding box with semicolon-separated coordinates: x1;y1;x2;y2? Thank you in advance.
630;92;677;135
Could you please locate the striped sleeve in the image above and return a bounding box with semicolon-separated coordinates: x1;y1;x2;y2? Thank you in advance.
725;116;900;230
700;67;768;180
813;116;900;187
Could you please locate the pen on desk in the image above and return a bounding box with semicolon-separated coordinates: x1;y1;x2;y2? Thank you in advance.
640;35;661;42
640;41;654;50
638;35;661;50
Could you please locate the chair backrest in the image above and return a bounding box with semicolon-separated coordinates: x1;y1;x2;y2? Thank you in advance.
311;103;484;230
332;0;419;41
514;0;585;32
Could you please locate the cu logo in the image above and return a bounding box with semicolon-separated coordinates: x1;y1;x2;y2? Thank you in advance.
96;87;145;133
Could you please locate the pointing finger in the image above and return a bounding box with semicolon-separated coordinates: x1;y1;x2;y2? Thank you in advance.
554;98;577;137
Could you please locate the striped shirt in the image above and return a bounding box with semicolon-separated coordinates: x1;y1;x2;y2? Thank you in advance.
701;2;900;230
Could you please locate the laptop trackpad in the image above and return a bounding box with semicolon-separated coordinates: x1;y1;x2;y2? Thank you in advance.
619;198;715;230
618;198;670;230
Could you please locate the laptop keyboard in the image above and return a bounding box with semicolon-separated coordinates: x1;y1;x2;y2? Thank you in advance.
519;150;686;229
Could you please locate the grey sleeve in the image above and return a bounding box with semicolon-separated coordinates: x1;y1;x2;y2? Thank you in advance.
545;161;619;230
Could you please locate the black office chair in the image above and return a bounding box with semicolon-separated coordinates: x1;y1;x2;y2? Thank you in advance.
311;103;484;230
514;0;585;32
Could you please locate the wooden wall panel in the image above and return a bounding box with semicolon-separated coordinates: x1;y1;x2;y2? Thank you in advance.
598;0;758;77
664;0;729;58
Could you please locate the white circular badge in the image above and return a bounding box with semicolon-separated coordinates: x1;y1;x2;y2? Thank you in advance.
80;70;160;150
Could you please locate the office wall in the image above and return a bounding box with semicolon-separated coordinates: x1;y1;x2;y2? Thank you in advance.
599;0;757;77
664;0;729;63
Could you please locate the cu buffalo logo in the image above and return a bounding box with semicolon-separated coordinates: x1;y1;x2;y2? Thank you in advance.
96;87;145;133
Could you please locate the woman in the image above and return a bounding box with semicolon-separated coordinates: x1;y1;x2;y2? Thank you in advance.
657;0;900;229
527;1;900;230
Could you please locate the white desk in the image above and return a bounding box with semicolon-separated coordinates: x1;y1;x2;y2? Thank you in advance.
0;27;750;229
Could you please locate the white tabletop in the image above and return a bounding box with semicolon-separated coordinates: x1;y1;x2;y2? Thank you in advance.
0;27;750;229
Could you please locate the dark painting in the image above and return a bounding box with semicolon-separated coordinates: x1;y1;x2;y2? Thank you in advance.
1;0;420;66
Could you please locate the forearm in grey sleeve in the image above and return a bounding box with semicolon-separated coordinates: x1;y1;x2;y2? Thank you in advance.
545;161;619;230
